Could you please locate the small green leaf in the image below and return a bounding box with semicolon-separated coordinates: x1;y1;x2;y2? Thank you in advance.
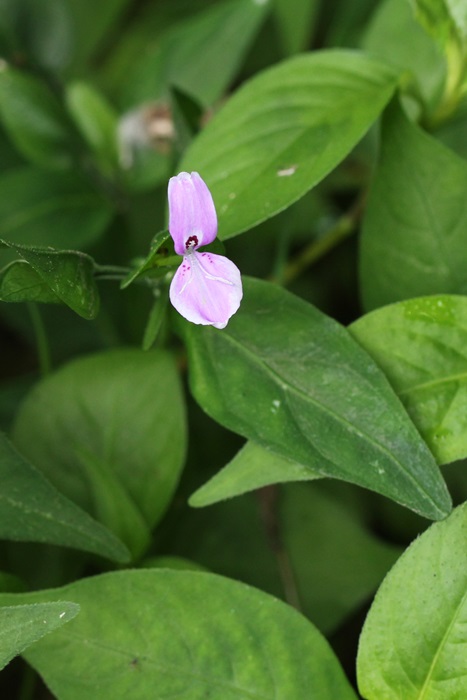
0;260;60;304
0;65;73;169
183;277;451;520
120;230;171;289
0;432;129;563
180;50;398;240
350;295;467;465
360;99;467;310
0;601;79;671
409;0;458;47
142;292;168;350
66;81;119;172
0;570;358;699
357;501;467;699
0;166;114;249
13;349;187;536
0;239;99;319
190;440;320;507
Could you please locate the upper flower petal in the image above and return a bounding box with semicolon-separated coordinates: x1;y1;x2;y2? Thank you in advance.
168;172;217;255
169;251;242;329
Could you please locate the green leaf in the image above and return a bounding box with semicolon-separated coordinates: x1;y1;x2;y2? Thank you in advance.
445;0;467;41
360;99;467;311
361;0;446;107
0;167;114;249
409;0;458;47
0;239;99;319
0;432;129;563
182;277;451;520
282;483;401;633
0;65;73;169
65;81;119;172
273;0;319;55
142;291;168;350
62;0;131;74
180;50;398;240
0;260;60;304
120;230;171;289
13;349;187;540
350;295;467;465
0;601;79;671
357;501;467;699
0;570;358;699
190;440;321;507
121;0;269;108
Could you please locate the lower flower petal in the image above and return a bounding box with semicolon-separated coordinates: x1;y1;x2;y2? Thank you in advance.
169;252;242;328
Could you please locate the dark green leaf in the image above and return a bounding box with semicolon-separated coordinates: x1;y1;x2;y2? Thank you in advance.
0;260;60;304
358;501;467;699
273;0;319;55
0;570;359;699
121;0;269;108
120;230;171;289
282;483;401;633
180;50;397;240
360;99;467;310
0;601;79;671
350;295;467;465
142;291;168;350
0;239;99;319
13;349;187;542
0;432;129;563
0;65;72;169
183;277;451;520
0;167;114;249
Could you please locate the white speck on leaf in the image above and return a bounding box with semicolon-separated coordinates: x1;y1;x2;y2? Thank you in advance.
277;165;297;177
271;399;281;414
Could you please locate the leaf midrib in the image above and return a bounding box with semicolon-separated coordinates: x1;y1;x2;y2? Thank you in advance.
218;331;440;508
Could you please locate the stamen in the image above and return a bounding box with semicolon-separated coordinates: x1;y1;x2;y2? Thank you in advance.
185;235;199;250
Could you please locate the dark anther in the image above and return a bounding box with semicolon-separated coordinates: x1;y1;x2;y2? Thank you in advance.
185;235;199;249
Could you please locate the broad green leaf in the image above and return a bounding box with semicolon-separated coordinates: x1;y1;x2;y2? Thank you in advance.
0;0;74;74
273;0;318;55
0;432;129;563
0;570;358;699
362;0;445;107
182;277;451;520
66;81;119;173
360;99;467;311
350;295;467;465
0;167;114;249
0;260;60;304
62;0;131;73
0;65;72;169
0;601;79;671
121;0;269;108
0;239;99;319
282;483;401;633
13;349;187;539
357;501;467;699
180;50;397;240
190;440;320;507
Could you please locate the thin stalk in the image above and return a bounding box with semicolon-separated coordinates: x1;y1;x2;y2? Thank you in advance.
281;194;366;286
27;303;51;376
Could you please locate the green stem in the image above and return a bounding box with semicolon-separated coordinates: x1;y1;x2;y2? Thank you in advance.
28;303;51;376
281;195;365;286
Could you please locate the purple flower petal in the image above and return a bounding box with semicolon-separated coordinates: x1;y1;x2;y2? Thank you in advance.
170;251;243;329
168;172;217;255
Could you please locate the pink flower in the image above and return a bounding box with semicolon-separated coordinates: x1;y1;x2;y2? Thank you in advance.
168;172;243;329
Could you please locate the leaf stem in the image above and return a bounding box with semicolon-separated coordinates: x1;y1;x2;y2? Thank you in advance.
281;194;366;286
27;303;51;376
